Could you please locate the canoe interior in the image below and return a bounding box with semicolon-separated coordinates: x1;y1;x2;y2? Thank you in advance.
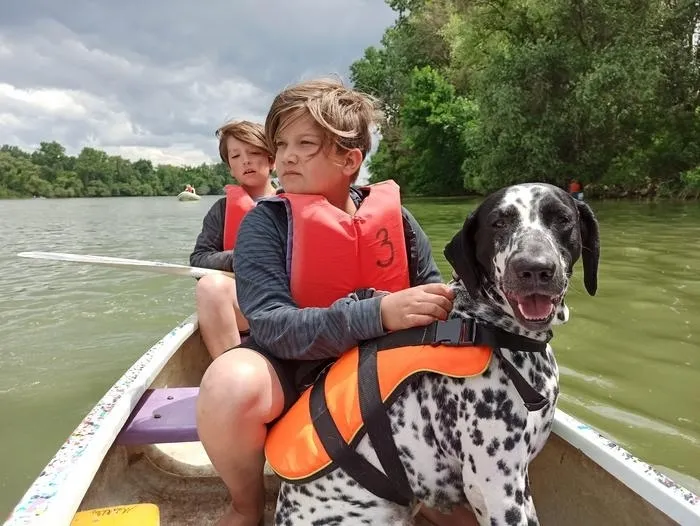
76;329;680;526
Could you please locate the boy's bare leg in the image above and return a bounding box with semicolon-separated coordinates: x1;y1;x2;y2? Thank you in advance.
197;349;285;526
196;274;249;359
419;504;479;526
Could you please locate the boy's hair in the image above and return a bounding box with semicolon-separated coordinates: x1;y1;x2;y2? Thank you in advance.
265;77;383;182
215;120;272;167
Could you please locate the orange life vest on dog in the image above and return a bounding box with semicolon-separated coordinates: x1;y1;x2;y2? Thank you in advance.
265;339;493;483
223;185;256;251
279;180;411;308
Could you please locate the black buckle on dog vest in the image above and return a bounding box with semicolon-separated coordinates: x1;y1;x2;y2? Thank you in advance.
308;318;550;507
434;317;476;345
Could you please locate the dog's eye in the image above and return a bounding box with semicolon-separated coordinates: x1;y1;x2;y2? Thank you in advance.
492;219;507;229
556;214;572;226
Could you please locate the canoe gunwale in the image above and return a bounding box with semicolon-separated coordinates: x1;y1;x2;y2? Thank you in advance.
3;314;199;526
551;411;700;524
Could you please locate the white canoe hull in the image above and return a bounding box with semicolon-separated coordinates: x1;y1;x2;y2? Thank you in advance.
4;315;699;525
176;192;201;201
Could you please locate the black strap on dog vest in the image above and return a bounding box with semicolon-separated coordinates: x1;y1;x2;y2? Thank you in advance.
357;340;414;502
309;369;413;506
308;318;550;506
371;318;550;411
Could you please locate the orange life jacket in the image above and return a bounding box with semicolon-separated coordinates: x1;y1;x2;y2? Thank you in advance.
223;185;255;251
265;339;493;483
278;180;411;308
568;181;582;193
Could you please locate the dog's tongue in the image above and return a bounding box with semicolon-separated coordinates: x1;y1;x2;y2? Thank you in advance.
517;294;554;320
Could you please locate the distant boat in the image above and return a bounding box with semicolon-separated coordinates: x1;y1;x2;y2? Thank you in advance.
177;191;201;202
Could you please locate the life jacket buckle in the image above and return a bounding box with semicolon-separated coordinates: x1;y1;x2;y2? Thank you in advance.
433;318;475;347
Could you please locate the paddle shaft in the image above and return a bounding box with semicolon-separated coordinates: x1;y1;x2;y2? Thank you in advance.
17;251;234;279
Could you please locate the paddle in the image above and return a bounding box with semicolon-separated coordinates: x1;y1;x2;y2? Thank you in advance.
17;251;234;279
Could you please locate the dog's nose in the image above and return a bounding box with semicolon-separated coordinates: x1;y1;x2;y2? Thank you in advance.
511;255;556;285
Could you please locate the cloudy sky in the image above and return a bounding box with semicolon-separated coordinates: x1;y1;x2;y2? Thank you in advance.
0;0;396;181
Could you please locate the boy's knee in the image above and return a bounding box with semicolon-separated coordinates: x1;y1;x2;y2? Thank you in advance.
197;350;273;421
195;274;236;302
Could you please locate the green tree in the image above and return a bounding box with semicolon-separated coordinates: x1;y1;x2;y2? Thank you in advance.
350;0;700;198
0;142;235;199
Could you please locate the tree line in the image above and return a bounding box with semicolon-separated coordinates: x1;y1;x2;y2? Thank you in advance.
350;0;700;198
0;142;230;198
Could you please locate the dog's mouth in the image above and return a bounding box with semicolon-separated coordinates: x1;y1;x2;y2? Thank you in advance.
503;290;563;329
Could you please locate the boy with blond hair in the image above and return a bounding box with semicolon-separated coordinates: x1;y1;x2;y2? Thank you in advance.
190;120;277;359
197;79;474;526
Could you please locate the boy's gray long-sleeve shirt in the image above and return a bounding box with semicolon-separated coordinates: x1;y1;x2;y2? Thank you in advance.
189;198;234;271
234;188;443;361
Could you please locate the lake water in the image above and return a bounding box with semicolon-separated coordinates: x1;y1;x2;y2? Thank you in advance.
1;195;698;516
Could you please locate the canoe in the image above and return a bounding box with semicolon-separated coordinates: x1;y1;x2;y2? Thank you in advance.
4;315;700;526
176;191;201;202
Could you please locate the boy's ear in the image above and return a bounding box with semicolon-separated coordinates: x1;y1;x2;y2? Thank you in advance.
343;148;364;177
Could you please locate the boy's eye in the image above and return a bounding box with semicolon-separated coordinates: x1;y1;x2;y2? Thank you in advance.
231;154;239;159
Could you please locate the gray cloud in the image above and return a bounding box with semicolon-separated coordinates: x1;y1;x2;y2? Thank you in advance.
0;1;395;171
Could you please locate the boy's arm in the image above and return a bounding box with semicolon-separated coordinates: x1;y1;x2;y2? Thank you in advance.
234;203;387;361
189;198;234;272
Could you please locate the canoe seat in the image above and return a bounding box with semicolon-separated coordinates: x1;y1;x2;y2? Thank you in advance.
116;387;199;445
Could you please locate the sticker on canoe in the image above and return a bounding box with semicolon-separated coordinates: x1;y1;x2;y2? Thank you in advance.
70;503;159;525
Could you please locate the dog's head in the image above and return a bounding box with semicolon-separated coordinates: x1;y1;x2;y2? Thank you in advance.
444;183;599;335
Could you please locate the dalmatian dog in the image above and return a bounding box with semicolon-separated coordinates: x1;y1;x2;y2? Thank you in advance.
273;182;600;526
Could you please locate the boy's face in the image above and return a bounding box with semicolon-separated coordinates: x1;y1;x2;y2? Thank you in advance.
225;136;274;188
274;114;361;197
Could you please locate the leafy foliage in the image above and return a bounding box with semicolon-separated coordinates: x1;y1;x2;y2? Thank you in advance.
351;0;700;197
0;142;231;198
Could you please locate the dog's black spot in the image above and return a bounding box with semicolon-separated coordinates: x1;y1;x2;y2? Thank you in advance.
475;401;493;419
487;437;501;457
505;506;523;525
312;516;345;525
298;485;313;497
515;489;524;505
512;353;526;368
469;453;477;474
497;459;512;476
471;427;484;447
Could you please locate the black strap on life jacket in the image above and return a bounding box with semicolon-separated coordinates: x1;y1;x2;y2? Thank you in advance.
308;317;550;506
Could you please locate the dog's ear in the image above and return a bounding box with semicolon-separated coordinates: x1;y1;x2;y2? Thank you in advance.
575;200;600;296
444;209;482;297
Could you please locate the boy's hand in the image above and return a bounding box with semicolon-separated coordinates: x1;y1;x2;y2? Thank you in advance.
380;284;454;332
